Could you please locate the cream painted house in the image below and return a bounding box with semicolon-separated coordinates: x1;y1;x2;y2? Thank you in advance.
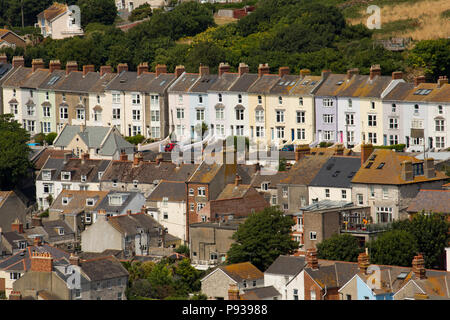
37;3;83;39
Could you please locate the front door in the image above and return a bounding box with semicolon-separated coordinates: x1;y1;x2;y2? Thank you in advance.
291;129;295;141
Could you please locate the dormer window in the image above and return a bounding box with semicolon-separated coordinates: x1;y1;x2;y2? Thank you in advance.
61;172;71;181
42;170;52;180
86;198;95;206
261;182;269;191
108;194;125;206
133;180;138;188
62;197;71;205
57;227;64;235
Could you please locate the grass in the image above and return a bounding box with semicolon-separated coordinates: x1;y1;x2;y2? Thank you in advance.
347;0;450;40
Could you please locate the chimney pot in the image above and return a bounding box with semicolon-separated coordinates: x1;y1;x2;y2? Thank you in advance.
117;63;128;74
32;59;45;73
278;66;290;77
369;64;381;80
175;65;185;78
238;63;249;76
234;174;242;186
0;54;7;64
12;56;25;68
133;152;144;166
346;68;359;80
155;64;167;77
82;64;95;76
300;69;311;77
66;61;78;75
412;254;426;279
258;63;270;78
100;65;112;76
218;62;231;76
414;76;426;87
69;254;80;266
437;76;448;88
358;252;370;274
137;62;149;76
49;60;61;73
199;65;209;76
141;206;147;214
392;71;403;80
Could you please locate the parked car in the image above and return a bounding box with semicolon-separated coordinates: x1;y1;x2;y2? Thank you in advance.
281;144;294;151
164;143;177;152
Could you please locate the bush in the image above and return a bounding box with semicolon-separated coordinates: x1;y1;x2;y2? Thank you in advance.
317;234;363;262
45;132;58;145
175;244;190;257
319;141;334;147
374;144;406;152
33;133;46;146
39;209;49;218
125;134;145;145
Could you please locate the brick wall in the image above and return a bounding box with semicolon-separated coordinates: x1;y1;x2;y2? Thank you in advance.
303;272;322;300
30;252;53;272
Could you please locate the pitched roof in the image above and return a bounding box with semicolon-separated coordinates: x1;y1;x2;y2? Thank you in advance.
228;73;259;92
385;82;450;103
96;191;144;214
37;69;66;90
168;73;199;92
247;74;280;94
265;255;306;275
2;66;32;87
269;75;301;95
305;260;359;289
32;149;72;171
279;155;332;185
289;75;322;96
189;74;219;93
50;190;109;214
105;71;156;92
219;262;263;282
313;73;347;96
208;73;239;92
406;190;450;214
351;149;448;185
309;156;361;188
241;286;281;300
0;244;70;272
216;184;251;200
80;256;128;281
20;69;51;89
147;181;186;202
188;162;223;184
107;212;161;236
333;74;394;98
37;2;68;21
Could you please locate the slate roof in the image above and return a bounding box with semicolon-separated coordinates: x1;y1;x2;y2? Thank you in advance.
313;73;347;97
168;73;199;93
351;149;448;185
247;74;280;94
20;68;51;89
53;71;104;93
2;66;32;87
289;76;322;96
51;190;109;214
2;231;27;251
384;82;450;103
32;149;72;171
406;190;450;214
147;73;176;94
147;181;186;202
279;155;332;185
228;73;259;92
105;71;156;92
79;256;128;281
216;184;252;200
309;156;361;188
189;74;219;93
305;260;359;289
269;75;301;95
241;286;281;300
0;62;12;81
0;244;70;272
265;255;306;276
219;262;263;282
37;69;66;90
208;73;239;92
96;191;143;214
39;219;75;239
107;212;161;236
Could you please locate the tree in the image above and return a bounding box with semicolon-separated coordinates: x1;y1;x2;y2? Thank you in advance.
175;244;190;257
226;206;298;271
367;229;418;267
173;258;201;295
147;261;175;299
129;3;152;22
77;0;117;28
407;39;450;81
316;234;363;262
125;134;145;145
0;114;32;189
127;279;153;299
278;158;287;171
392;213;450;269
45;132;57;145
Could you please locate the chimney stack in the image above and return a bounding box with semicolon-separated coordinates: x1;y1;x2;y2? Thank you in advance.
82;64;95;76
321;69;332;80
137;62;149;76
127;209;132;216
414;76;426;87
69;254;81;266
155;153;163;165
0;54;7;64
438;76;448;88
155;64;167;77
392;71;403;80
400;160;413;181
12;56;25;68
300;69;311;77
218;62;231;76
141;205;147;214
346;68;359;80
228;284;240;300
295;144;310;162
117;63;128;74
369;64;381;80
66;61;78;75
81;152;90;164
360;143;374;167
234;174;242;186
64;152;71;164
358;252;370;274
30;251;53;272
49;60;61;73
423;158;435;178
32;216;43;227
11;218;24;234
120;151;128;161
100;65;112;77
238;63;249;76
133;152;143;166
175;65;185;78
412;254;426;279
306;248;319;270
32;58;45;73
258;63;270;78
278;66;290;77
199;64;209;77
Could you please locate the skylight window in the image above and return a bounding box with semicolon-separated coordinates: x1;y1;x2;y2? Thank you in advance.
47;75;60;86
336;81;344;85
397;272;409;280
369;155;377;161
365;162;374;169
377;162;385;169
326;163;335;170
310;81;317;85
332;171;340;177
279;82;284;85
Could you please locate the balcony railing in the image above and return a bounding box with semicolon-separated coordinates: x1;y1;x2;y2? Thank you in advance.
341;222;391;233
